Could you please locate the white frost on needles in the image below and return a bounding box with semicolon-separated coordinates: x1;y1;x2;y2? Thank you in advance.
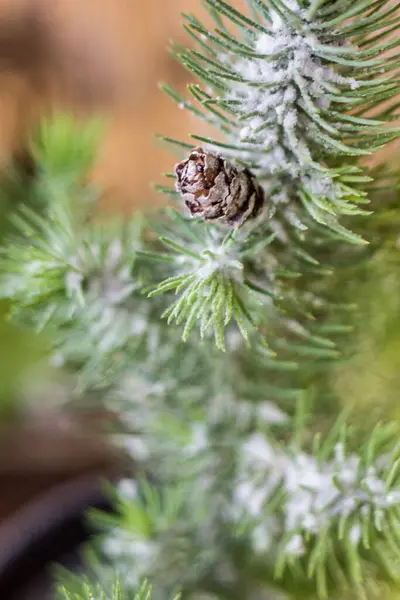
104;528;157;589
220;2;359;203
233;435;400;557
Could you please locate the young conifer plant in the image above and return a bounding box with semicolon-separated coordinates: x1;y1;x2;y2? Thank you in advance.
1;0;400;599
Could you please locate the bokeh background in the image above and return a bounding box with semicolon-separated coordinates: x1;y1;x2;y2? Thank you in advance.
0;0;239;211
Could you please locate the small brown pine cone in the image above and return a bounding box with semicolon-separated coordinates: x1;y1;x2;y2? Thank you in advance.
175;147;264;228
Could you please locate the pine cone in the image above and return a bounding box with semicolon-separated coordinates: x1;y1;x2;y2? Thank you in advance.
175;148;264;227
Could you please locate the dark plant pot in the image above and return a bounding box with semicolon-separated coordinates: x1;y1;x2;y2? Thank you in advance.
0;421;119;600
0;473;112;600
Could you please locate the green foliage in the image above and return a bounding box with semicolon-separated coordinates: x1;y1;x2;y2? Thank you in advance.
333;245;400;424
145;218;277;350
0;112;104;325
0;300;49;418
89;480;219;594
58;578;124;600
0;117;150;390
165;0;400;242
0;0;400;599
58;577;174;600
31;112;105;184
274;419;400;598
150;0;400;348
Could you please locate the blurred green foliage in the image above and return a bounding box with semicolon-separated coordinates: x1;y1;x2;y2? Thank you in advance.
0;151;51;420
0;299;49;420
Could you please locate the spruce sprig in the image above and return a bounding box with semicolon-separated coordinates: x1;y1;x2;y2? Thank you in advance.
58;578;176;600
164;0;400;241
146;219;277;350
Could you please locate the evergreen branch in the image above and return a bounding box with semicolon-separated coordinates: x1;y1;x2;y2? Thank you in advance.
233;413;400;597
146;221;270;350
168;0;400;239
31;112;105;184
58;578;126;600
94;479;223;596
58;577;178;600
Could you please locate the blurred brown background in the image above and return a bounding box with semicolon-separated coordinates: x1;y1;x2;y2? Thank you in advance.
0;0;227;211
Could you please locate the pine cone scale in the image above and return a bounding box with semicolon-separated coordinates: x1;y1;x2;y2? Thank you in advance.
175;147;264;227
